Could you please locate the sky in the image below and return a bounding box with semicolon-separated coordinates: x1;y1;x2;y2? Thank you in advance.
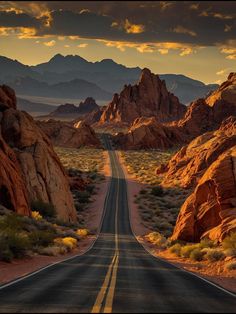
0;1;235;84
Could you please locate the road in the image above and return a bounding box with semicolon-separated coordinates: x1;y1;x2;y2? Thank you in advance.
0;134;235;313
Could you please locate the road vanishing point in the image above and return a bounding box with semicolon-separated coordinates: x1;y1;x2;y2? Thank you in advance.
0;134;235;313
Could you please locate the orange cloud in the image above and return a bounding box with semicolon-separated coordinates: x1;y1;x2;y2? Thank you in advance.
98;39;198;56
43;40;56;47
124;19;145;34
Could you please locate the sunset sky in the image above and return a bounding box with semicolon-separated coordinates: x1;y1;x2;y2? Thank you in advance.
0;1;235;84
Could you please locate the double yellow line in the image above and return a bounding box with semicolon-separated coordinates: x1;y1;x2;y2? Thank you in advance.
91;150;120;313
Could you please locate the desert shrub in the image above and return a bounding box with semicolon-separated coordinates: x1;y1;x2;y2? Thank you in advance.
181;244;199;258
0;213;24;232
29;230;55;247
169;243;182;256
77;229;89;237
140;189;147;195
190;248;205;262
222;233;236;251
31;211;43;221
38;246;61;257
0;231;30;261
151;186;164;197
77;191;91;204
86;185;95;194
224;261;236;271
223;248;236;257
205;249;225;262
54;237;78;252
145;232;167;248
199;238;216;249
31;201;56;218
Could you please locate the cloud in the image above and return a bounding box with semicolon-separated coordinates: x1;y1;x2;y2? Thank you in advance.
77;43;88;48
124;19;145;34
43;39;56;47
0;1;235;52
172;25;197;37
226;54;236;60
216;69;228;75
98;39;197;56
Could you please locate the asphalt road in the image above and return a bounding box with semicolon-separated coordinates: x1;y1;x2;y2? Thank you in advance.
0;134;235;313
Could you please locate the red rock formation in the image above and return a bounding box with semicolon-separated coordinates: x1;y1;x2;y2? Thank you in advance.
38;119;100;148
1;109;77;222
100;68;186;125
115;73;236;150
0;133;30;216
0;85;16;111
171;146;236;242
115;117;186;150
159;116;236;188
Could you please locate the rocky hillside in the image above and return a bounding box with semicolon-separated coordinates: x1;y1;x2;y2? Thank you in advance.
49;97;99;117
158;116;236;188
0;85;77;222
38;119;101;148
171;145;236;242
116;73;236;150
99;68;186;125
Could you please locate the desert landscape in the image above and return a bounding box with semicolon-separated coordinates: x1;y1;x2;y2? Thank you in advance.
0;1;235;313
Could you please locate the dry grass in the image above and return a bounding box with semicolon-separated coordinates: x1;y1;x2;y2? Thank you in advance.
120;150;174;185
55;147;105;175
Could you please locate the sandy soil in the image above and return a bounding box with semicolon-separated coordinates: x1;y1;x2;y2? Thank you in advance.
119;151;236;295
0;150;111;286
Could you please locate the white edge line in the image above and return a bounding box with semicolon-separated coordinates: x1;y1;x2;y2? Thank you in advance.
0;140;113;291
117;151;236;299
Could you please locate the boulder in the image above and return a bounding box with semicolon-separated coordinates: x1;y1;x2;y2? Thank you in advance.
38;119;100;148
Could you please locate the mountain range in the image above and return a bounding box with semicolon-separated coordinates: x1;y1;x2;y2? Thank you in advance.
0;54;218;104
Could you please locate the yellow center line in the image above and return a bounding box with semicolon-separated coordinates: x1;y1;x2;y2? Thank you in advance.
91;145;120;314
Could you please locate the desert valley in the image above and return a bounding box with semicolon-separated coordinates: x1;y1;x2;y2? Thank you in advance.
0;1;236;313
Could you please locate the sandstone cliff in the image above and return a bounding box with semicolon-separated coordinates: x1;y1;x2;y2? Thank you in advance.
158;116;236;188
171;146;236;242
0;85;77;222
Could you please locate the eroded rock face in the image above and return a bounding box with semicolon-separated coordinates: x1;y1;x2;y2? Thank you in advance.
159;116;236;188
38;119;100;148
115;117;186;150
171;146;236;242
1;109;77;222
115;73;236;150
0;85;16;111
0;133;30;216
100;68;186;125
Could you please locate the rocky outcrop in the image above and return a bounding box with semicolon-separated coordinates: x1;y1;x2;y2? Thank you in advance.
0;85;16;111
49;98;99;117
38;119;100;148
100;68;186;125
171;146;236;242
115;73;236;150
1;107;77;222
0;133;30;216
115;117;186;150
158;116;236;188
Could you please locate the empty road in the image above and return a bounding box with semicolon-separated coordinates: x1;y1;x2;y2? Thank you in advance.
0;134;235;313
